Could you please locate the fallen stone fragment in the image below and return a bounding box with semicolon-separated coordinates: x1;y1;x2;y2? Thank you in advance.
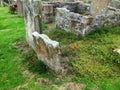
114;49;120;54
32;32;63;73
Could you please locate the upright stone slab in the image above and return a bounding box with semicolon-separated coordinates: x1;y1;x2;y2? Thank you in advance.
23;0;63;73
23;0;42;48
90;0;109;16
17;0;24;17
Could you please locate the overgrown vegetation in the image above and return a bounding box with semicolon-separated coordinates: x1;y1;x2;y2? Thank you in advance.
0;7;120;90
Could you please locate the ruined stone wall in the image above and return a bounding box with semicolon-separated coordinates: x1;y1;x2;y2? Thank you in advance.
42;2;90;23
42;2;90;15
56;8;94;36
56;7;120;36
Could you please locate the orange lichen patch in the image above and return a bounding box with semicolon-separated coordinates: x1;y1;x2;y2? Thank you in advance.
69;43;81;50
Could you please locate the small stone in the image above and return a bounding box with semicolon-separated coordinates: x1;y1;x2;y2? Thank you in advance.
114;49;120;54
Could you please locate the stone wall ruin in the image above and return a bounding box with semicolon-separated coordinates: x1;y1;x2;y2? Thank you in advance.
42;1;120;36
55;1;120;36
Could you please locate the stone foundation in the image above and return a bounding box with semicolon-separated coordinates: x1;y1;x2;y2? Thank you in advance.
55;3;120;36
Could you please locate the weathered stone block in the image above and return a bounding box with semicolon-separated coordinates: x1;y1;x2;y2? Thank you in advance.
32;32;62;72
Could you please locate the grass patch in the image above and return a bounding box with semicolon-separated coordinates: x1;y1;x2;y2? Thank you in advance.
45;23;120;89
0;7;56;90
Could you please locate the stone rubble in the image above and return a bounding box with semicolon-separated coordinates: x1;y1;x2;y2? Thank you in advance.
114;49;120;54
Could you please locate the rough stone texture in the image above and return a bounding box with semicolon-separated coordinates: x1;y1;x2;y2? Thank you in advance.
77;2;90;15
42;2;90;15
90;0;109;16
42;4;53;23
32;32;62;72
114;49;120;54
56;6;120;36
56;8;94;36
17;0;24;17
23;0;62;73
23;0;42;49
110;0;120;9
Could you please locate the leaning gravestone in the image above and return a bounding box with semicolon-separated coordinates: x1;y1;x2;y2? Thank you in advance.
90;0;109;16
23;0;63;73
17;0;24;17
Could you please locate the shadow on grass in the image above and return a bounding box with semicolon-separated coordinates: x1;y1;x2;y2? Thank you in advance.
13;39;48;73
22;50;48;74
86;26;120;39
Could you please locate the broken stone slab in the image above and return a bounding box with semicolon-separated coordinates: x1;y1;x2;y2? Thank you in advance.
32;32;63;73
114;49;120;54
